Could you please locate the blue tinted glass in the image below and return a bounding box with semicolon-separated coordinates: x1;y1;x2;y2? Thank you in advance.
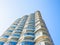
20;41;34;45
26;28;35;31
11;25;16;28
5;42;17;45
26;26;35;30
7;30;13;32
15;30;21;33
24;37;34;40
0;42;4;45
3;35;9;38
25;33;34;35
12;34;20;37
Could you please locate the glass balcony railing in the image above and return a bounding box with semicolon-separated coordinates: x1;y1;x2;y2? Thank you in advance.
7;30;13;32
4;42;17;45
24;34;34;38
24;33;34;36
20;41;35;45
0;42;4;45
12;34;20;38
15;30;22;33
3;35;9;38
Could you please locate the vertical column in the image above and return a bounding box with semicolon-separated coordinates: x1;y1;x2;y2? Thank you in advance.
0;18;21;45
4;15;28;45
17;14;35;45
35;11;53;45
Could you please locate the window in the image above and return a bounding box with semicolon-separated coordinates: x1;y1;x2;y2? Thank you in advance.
26;30;34;33
11;38;19;41
35;25;41;31
35;21;40;26
16;28;22;31
3;35;9;38
4;42;17;45
11;25;16;28
7;30;13;32
15;30;21;33
43;32;48;36
35;31;42;37
45;42;51;45
35;42;41;45
26;26;35;30
24;37;34;40
35;19;40;23
28;21;35;25
25;33;34;36
20;41;34;45
0;42;4;45
12;33;20;38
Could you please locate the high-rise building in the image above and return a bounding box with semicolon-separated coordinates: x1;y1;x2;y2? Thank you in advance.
0;11;54;45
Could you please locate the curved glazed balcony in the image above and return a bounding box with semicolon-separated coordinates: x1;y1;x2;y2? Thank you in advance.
18;35;34;43
35;26;47;33
8;27;15;30
17;40;35;45
25;32;34;35
35;29;48;35
15;30;22;33
4;41;17;45
7;30;13;32
35;31;50;41
8;37;19;42
24;33;34;39
35;41;52;45
35;21;45;27
11;36;20;39
11;33;20;38
0;37;7;42
2;35;9;38
2;32;12;36
35;35;51;43
24;27;35;33
0;41;5;45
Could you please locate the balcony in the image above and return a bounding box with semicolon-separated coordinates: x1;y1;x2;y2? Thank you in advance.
0;42;4;45
4;42;17;45
18;41;35;45
35;26;47;33
8;38;19;42
24;34;34;39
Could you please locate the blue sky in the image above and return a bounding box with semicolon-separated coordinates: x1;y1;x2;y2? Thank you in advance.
0;0;60;45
